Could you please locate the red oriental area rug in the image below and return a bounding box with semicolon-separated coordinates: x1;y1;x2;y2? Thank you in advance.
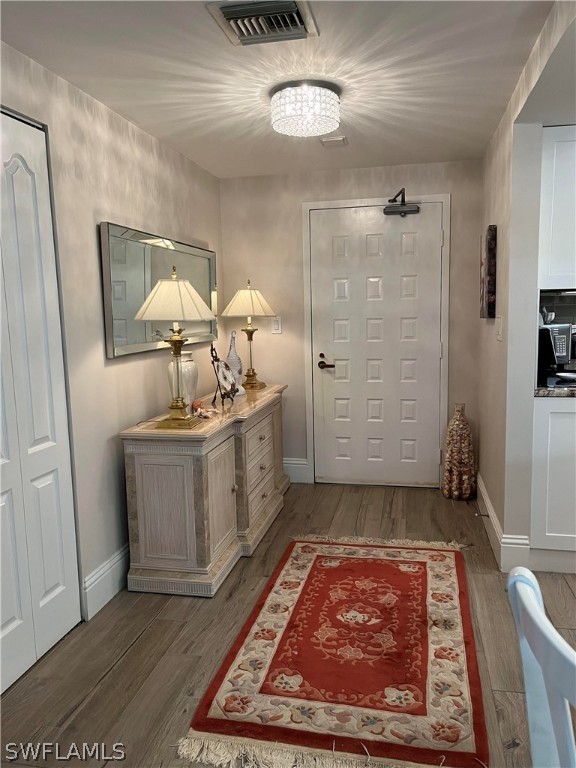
178;537;489;768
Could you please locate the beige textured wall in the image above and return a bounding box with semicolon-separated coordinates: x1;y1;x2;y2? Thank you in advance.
1;44;222;577
479;2;575;529
220;161;483;461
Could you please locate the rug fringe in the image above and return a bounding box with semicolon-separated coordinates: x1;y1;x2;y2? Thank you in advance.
177;732;426;767
292;535;463;551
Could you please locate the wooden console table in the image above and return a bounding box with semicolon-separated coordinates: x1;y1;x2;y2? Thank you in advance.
119;385;289;596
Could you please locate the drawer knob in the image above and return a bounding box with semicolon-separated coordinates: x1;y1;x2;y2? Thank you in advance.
262;490;269;499
259;434;266;442
231;484;238;494
260;463;267;471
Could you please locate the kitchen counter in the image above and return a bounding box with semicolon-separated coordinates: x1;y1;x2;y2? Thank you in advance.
535;387;576;397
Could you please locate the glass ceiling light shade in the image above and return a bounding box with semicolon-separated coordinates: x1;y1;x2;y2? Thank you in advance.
221;280;275;390
270;81;341;138
134;267;215;428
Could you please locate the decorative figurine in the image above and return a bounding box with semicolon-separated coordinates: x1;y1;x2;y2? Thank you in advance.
191;400;216;419
210;344;238;407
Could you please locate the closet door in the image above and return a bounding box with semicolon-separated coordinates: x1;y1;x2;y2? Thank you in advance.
1;273;37;690
1;113;80;688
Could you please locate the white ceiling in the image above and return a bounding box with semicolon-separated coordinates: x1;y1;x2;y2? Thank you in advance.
0;0;553;179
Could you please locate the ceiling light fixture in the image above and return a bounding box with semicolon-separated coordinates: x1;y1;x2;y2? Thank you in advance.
270;81;341;138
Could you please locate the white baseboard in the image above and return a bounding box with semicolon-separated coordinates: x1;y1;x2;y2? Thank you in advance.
283;458;314;484
500;534;531;572
81;543;129;620
477;473;502;562
477;474;530;572
529;548;576;573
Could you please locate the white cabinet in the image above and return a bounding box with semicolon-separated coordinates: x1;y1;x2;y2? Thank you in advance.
531;397;576;551
120;385;289;596
539;125;576;289
133;453;198;570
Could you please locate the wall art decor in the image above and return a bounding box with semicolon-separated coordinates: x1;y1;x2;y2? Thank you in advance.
480;224;497;318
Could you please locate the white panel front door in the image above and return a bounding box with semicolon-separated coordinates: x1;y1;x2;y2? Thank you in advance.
311;203;444;486
1;112;80;690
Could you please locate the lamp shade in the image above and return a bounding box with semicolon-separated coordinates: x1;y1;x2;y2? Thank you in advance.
221;280;275;319
135;269;215;323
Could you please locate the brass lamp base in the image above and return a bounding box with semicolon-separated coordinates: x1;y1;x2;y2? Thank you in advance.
156;400;202;429
155;414;202;429
243;367;266;390
156;415;203;429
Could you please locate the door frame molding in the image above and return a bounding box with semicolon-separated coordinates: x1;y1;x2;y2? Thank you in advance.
302;195;451;484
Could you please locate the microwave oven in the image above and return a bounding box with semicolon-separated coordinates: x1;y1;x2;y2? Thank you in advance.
543;323;572;365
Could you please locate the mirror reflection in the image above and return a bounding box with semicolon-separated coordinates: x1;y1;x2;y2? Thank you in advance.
100;223;217;358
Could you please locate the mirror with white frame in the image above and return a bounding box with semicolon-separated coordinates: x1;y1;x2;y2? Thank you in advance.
100;222;217;358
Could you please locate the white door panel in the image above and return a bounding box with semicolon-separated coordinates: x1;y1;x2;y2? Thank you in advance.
311;203;443;486
1;113;80;687
0;275;37;691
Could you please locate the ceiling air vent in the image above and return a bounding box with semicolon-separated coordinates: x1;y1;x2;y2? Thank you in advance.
207;1;318;46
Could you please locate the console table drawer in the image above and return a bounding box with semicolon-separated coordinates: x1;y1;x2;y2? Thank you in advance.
246;414;273;459
248;469;275;519
247;444;274;494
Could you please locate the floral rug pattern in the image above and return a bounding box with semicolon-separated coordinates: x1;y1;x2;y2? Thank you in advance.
187;539;488;768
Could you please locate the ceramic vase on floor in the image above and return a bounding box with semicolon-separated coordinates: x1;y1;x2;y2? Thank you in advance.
442;403;476;500
226;330;245;395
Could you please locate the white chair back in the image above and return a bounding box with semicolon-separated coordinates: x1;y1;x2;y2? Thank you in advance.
508;567;576;768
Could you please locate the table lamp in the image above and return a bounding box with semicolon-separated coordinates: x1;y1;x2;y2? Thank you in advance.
220;279;275;390
135;267;215;428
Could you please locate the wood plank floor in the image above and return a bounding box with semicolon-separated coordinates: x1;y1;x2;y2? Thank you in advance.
2;484;575;768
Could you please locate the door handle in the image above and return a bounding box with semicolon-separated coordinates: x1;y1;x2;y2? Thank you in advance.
318;360;335;369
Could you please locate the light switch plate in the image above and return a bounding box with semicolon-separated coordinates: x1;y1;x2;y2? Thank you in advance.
271;316;282;334
496;316;503;341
